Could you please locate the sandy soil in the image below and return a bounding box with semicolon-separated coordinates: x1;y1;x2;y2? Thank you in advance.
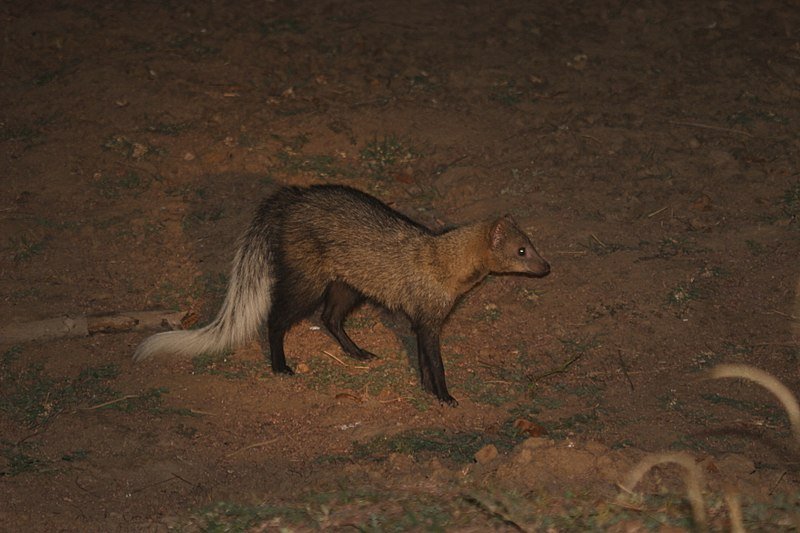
1;0;799;530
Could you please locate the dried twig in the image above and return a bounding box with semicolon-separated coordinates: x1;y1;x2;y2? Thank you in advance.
555;250;587;255
462;493;528;532
226;437;280;458
530;352;584;382
321;350;370;369
668;119;753;137
765;309;799;321
80;395;139;410
617;350;634;391
379;396;412;404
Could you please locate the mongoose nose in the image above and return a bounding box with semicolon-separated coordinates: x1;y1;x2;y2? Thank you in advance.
540;262;551;276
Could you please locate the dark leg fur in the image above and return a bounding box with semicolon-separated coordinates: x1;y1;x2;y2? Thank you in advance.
266;314;293;374
265;275;326;375
321;282;377;360
415;323;457;406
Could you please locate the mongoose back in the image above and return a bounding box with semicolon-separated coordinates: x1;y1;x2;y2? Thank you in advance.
133;184;550;405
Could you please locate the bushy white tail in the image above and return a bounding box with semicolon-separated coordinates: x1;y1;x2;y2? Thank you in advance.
133;236;272;362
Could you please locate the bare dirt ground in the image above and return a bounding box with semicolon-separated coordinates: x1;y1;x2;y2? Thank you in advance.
2;0;799;530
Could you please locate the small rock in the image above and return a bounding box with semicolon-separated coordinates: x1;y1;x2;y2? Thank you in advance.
521;437;551;450
295;362;310;374
584;440;608;455
513;418;547;437
691;194;713;211
474;444;498;464
388;452;414;470
514;448;533;466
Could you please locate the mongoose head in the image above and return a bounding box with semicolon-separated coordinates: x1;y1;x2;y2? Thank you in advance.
488;215;550;277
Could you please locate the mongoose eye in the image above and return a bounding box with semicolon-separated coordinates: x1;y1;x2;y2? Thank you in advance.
518;247;526;256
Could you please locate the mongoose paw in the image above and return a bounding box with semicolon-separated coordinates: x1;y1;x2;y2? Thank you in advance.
273;365;294;376
439;394;459;407
353;350;378;361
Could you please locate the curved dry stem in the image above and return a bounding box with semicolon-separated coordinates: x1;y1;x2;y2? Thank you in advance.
709;364;800;443
619;452;707;531
723;488;745;533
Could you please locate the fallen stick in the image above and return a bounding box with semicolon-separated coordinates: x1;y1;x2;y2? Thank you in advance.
0;310;187;344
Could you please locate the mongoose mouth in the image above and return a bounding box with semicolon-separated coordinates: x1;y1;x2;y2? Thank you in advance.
530;261;551;277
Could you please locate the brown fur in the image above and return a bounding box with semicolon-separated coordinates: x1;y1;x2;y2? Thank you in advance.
134;185;550;405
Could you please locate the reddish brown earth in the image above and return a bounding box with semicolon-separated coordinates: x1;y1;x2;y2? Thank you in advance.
1;1;799;530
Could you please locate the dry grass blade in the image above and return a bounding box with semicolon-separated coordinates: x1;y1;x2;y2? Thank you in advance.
80;394;139;410
462;493;528;532
618;452;707;531
723;488;745;533
226;437;280;458
321;350;370;369
668;119;754;137
709;364;800;443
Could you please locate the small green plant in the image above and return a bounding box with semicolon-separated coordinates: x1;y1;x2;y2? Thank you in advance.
462;373;519;406
546;410;601;439
101;135;162;160
343;312;376;330
168;34;220;57
0;361;119;427
32;69;60;86
0;124;42;143
10;235;47;262
782;181;800;218
728;109;788;126
656;236;706;258
146;120;191;135
489;79;525;106
667;283;701;306
325;422;531;466
193;501;312;531
60;450;89;462
359;135;417;180
191;272;228;301
275;151;352;178
115;387;195;416
1;444;50;476
745;239;766;255
689;350;721;371
580;236;630;256
351;428;489;463
151;281;185;310
191;351;264;380
480;304;502;322
305;350;405;396
92;170;152;198
182;206;225;230
258;18;304;36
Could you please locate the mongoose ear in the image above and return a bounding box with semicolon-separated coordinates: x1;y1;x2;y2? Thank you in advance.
490;216;513;249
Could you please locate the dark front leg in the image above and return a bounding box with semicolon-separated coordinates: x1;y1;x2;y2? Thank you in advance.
321;281;377;361
415;324;457;406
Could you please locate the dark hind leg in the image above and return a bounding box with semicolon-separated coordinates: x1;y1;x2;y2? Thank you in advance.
264;275;326;375
265;313;293;374
321;281;377;360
